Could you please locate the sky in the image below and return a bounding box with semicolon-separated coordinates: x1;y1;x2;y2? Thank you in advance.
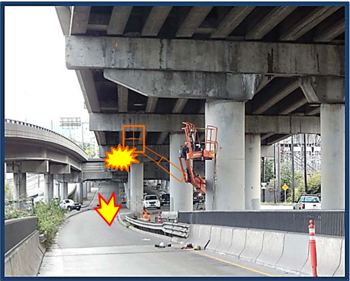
5;6;90;138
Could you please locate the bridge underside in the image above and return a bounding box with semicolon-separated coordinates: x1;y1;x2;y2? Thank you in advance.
58;5;345;212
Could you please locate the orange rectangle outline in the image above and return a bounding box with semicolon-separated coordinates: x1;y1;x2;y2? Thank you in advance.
143;147;186;182
122;125;145;154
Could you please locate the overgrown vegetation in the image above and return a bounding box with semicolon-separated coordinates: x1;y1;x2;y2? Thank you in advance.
5;205;31;220
35;198;67;247
5;198;67;247
5;182;13;200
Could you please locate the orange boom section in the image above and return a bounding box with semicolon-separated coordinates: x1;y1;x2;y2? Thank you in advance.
178;122;218;194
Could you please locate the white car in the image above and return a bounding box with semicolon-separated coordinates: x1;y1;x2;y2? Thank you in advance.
59;199;81;211
293;195;321;210
143;195;161;209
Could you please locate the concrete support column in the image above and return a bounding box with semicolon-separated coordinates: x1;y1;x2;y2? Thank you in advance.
77;182;83;203
13;173;27;200
61;182;68;199
205;101;245;210
170;133;193;212
166;181;170;193
161;180;166;192
83;182;87;199
245;134;261;210
321;104;345;210
88;182;92;193
130;163;144;214
205;160;215;210
44;174;54;203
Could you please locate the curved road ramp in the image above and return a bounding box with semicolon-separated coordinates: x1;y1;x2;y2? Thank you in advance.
5;217;45;276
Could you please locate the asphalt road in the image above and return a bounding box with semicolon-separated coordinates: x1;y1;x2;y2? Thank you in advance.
38;183;292;277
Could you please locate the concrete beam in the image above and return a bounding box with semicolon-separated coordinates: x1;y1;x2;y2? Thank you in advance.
94;131;106;145
22;160;49;173
90;113;320;134
246;6;297;40
211;6;255;39
6;161;49;174
252;78;301;114
117;85;128;112
301;76;345;103
314;19;345;42
157;132;168;145
176;6;213;38
261;145;274;158
246;116;320;134
306;106;320;116
145;97;158;113
280;6;341;41
76;70;100;113
141;6;172;36
260;133;274;141
99;144;169;160
172;99;188;113
280;98;308;115
107;6;132;35
264;134;293;145
66;36;344;76
50;164;71;175
70;6;91;35
90;113;203;133
55;171;80;183
104;70;262;100
55;6;71;35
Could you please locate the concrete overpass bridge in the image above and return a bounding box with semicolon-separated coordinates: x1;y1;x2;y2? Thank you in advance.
5;119;199;202
57;4;345;212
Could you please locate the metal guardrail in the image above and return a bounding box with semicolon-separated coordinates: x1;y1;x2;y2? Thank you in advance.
178;210;345;237
5;119;87;157
125;216;189;238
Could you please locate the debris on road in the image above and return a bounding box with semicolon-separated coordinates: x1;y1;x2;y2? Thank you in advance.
181;243;193;249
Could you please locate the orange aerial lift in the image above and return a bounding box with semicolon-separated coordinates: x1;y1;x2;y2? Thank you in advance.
178;122;218;194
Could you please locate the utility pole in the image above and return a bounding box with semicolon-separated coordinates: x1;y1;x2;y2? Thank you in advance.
277;142;281;202
273;144;276;203
304;134;308;193
291;135;295;202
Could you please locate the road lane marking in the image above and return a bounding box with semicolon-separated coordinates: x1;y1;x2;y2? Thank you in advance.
193;251;275;277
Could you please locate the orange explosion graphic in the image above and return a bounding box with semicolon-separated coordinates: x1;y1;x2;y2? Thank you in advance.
104;144;139;172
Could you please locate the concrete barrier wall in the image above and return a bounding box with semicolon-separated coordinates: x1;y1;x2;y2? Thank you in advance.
5;231;45;276
334;239;345;277
185;224;345;276
216;227;233;253
206;226;222;251
276;233;309;274
193;225;212;249
301;236;343;276
239;229;264;262
256;231;285;268
5;216;37;253
227;228;247;257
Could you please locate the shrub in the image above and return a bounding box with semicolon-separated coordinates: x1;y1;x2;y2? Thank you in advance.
5;205;31;220
34;198;66;247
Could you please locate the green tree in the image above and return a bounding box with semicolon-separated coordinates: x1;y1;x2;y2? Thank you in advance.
84;144;95;158
280;162;303;202
307;173;321;194
5;181;12;200
262;159;274;183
